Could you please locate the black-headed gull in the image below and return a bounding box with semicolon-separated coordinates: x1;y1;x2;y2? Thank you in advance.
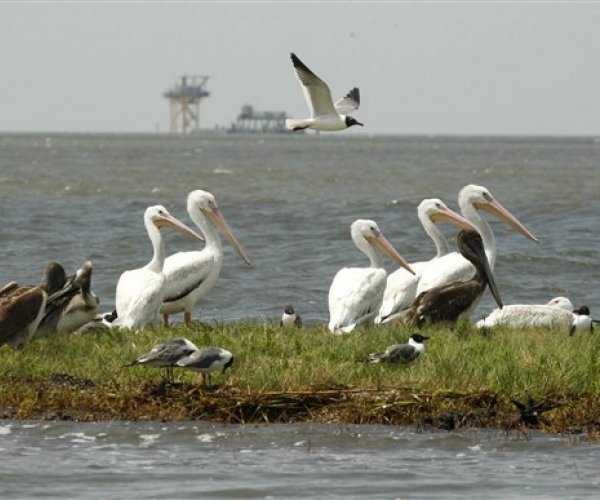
286;52;363;132
362;333;429;365
280;305;303;328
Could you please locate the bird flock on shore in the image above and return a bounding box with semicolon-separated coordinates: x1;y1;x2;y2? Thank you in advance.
0;53;596;386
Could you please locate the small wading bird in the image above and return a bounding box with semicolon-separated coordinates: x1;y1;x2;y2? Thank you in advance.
280;305;302;328
362;333;430;365
160;190;251;327
405;230;503;327
286;52;363;132
376;199;477;324
113;205;204;329
416;185;538;304
0;262;79;348
175;346;234;388
35;261;100;338
328;219;414;334
124;337;199;382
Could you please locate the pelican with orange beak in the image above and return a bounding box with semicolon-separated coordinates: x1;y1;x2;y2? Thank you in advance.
328;219;415;334
114;205;204;329
160;190;251;326
416;184;538;300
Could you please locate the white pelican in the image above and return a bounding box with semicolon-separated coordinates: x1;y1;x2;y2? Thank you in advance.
362;333;429;365
286;53;363;131
416;184;538;298
328;219;414;334
375;199;477;324
114;205;203;330
35;261;100;338
546;296;574;311
160;190;251;326
124;337;199;382
280;305;303;329
176;346;234;387
0;262;78;348
406;230;503;327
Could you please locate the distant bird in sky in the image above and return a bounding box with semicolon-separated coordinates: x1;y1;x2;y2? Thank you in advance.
363;333;430;365
286;52;363;132
124;337;199;382
280;305;302;328
176;346;234;387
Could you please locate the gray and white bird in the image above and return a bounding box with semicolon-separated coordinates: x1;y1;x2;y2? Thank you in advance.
124;337;199;382
280;305;302;329
570;306;593;335
286;52;363;132
176;346;234;387
364;333;429;365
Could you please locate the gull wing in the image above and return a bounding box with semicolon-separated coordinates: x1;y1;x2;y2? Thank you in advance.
290;53;337;117
334;87;360;114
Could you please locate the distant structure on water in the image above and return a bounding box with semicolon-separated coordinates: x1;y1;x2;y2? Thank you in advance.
228;105;295;134
163;75;210;134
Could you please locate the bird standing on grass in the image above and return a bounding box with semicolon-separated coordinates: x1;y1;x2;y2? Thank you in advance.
280;305;302;329
286;52;363;132
363;333;430;365
176;347;234;388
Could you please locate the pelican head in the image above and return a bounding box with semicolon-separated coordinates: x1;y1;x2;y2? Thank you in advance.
459;184;538;242
145;205;204;241
351;219;415;275
456;230;503;309
419;198;477;231
546;296;574;311
187;189;252;266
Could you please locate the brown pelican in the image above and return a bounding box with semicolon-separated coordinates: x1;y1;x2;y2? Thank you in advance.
114;205;203;329
0;262;77;348
280;305;303;328
376;198;477;324
363;333;429;365
35;261;100;338
175;346;234;387
405;230;503;327
416;185;538;299
328;219;414;334
160;190;251;327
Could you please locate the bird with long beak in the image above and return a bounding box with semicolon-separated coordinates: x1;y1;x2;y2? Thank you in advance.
406;230;503;327
416;184;538;301
160;190;251;326
328;219;414;334
113;205;204;329
0;261;79;348
376;198;478;324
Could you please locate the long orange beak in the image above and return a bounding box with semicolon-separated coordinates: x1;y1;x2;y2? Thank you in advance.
155;213;204;241
203;207;252;266
430;206;478;232
474;199;539;243
366;233;415;275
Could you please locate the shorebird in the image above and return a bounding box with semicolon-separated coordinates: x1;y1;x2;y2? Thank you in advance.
286;52;363;132
113;205;203;329
328;219;414;334
175;346;234;387
160;190;251;327
280;305;302;328
362;333;430;365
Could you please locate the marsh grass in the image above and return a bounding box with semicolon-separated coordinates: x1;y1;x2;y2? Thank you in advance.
1;320;599;431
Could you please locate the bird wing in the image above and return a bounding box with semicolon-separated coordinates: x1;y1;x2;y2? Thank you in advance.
0;286;45;345
334;87;360;114
376;268;419;323
477;305;573;329
114;269;164;327
387;344;419;364
177;347;227;371
416;252;476;296
161;250;216;303
290;53;337;117
328;267;387;332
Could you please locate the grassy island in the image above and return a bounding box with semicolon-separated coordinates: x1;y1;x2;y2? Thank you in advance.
1;322;599;436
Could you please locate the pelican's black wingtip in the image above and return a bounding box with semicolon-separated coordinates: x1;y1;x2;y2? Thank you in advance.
290;53;312;74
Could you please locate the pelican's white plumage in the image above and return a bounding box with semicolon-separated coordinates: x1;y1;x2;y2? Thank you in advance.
375;199;476;324
114;205;203;330
416;184;539;298
328;219;414;334
160;190;251;326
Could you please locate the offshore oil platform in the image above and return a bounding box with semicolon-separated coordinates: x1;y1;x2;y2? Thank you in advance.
163;75;293;134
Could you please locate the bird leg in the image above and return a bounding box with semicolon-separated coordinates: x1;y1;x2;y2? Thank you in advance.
184;312;192;327
162;314;170;327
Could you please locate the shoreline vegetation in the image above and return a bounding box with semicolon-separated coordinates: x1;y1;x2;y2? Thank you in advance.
1;322;600;437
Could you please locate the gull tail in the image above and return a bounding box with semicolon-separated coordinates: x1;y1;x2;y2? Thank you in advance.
285;118;310;131
357;352;386;363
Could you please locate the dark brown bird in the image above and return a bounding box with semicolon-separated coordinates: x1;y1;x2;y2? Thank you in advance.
0;262;77;348
405;230;503;327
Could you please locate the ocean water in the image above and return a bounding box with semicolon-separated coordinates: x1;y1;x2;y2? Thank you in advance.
1;133;599;498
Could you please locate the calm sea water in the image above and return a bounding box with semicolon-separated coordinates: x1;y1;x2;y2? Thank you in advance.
1;133;599;497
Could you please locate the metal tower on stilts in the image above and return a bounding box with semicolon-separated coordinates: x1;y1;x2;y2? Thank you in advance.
163;76;210;134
